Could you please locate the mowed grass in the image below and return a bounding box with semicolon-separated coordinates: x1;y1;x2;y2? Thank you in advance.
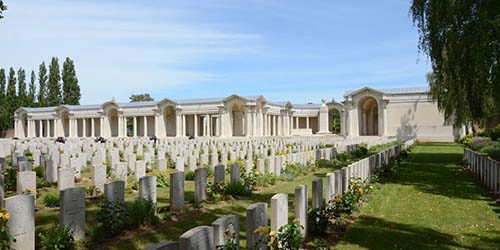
336;143;500;250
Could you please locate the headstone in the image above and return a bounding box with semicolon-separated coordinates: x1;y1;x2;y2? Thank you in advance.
139;176;157;205
0;158;6;171
146;241;180;250
230;163;240;184
212;215;240;247
157;158;167;171
176;156;185;172
104;180;125;203
326;173;335;201
58;167;75;191
45;159;57;183
92;165;106;192
114;162;128;181
194;168;207;204
214;165;225;183
295;185;307;236
170;171;184;211
246;202;268;250
60;187;86;240
18;161;32;172
179;226;215;250
135;161;146;180
271;193;288;231
257;158;265;173
312;178;323;209
5;194;35;250
17;171;36;195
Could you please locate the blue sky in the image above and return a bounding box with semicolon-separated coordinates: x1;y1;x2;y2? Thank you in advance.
0;0;430;105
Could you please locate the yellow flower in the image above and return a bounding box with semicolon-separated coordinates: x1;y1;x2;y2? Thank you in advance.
254;226;269;235
0;212;4;219
334;197;342;203
320;157;325;160
269;231;277;237
255;171;261;176
3;213;9;221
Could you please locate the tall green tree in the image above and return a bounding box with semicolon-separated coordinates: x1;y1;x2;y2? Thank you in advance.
62;57;80;105
38;62;48;107
6;67;16;128
411;0;500;127
28;70;36;107
47;57;61;106
0;68;5;103
129;93;154;102
17;68;27;107
0;0;7;19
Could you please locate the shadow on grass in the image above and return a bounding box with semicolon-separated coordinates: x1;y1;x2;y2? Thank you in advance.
341;216;479;250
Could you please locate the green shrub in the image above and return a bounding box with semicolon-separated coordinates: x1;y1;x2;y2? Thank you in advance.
479;146;500;161
315;159;334;169
126;199;159;227
152;170;169;188
39;226;75;250
224;181;251;197
457;134;473;146
43;193;60;208
185;170;195;181
3;168;16;192
241;171;257;189
36;176;52;188
255;173;276;187
279;173;296;182
283;162;308;177
96;201;128;236
308;207;329;236
482;125;500;141
34;166;44;178
472;137;492;151
270;220;304;250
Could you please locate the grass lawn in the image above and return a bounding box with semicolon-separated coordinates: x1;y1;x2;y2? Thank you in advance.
336;143;500;250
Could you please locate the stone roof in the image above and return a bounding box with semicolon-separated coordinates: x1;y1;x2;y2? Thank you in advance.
344;86;429;97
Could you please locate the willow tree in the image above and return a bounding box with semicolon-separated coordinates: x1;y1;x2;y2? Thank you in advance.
411;0;500;127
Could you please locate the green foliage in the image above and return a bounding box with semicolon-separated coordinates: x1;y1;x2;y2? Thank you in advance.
126;199;159;227
352;144;368;158
34;166;44;178
458;134;474;147
0;207;15;249
96;201;128;236
241;171;257;189
224;181;252;197
37;177;52;188
0;1;6;19
330;108;341;134
3;167;16;192
185;170;195;181
38;62;48;107
17;68;27;107
283;162;308;177
308;207;329;237
39;225;75;250
44;193;60;208
5;67;16;128
479;146;500;161
47;57;62;106
411;0;500;126
480;125;500;141
129;93;154;102
215;231;239;250
310;238;329;250
61;57;80;105
315;159;334;169
28;70;36;107
255;172;276;187
270;220;304;250
152;170;169;188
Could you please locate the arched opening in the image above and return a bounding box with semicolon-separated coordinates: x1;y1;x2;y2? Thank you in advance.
62;111;70;137
328;108;341;134
108;109;119;137
230;102;244;136
164;106;176;137
358;96;379;136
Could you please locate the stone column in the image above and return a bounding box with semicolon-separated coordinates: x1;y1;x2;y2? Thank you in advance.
295;116;299;129
273;115;277;136
193;114;198;137
182;114;186;136
207;114;211;137
46;120;51;137
383;101;388;136
252;108;256;136
202;115;207;136
27;119;32;137
143;116;148;137
306;116;310;129
216;116;220;137
133;116;137;137
82;118;86;137
91;118;95;137
277;114;282;136
38;120;43;137
54;119;58;137
100;116;105;138
154;114;159;137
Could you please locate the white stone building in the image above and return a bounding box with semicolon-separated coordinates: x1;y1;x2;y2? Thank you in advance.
13;86;465;141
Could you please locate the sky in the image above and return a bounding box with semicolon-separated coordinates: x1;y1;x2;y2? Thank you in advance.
0;0;431;105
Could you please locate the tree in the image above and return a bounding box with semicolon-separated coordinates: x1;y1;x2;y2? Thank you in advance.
129;94;154;102
38;62;48;107
6;67;16;128
28;70;36;107
0;68;5;103
62;57;80;105
330;109;341;134
47;57;61;106
411;0;500;127
0;0;7;19
17;68;27;107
